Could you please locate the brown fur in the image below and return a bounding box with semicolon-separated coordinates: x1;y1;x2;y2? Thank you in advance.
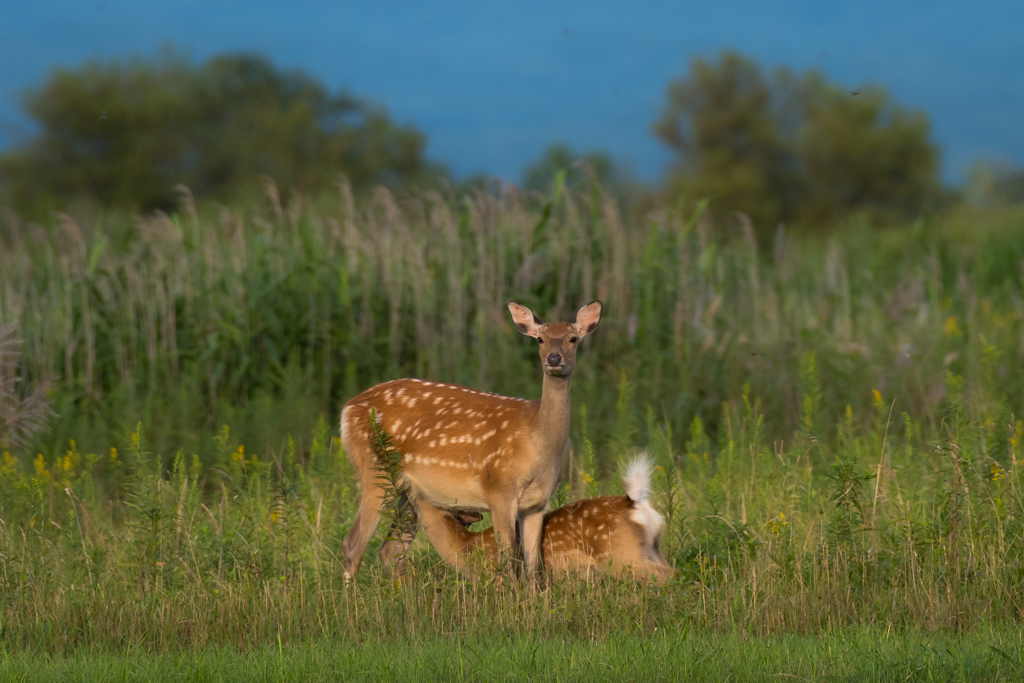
441;497;677;585
340;301;602;579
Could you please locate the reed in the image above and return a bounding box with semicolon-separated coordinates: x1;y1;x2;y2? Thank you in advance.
1;185;1023;653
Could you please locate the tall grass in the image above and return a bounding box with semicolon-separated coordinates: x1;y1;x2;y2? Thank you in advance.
1;184;1024;653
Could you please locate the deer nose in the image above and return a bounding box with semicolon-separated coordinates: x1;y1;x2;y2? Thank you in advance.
546;353;563;366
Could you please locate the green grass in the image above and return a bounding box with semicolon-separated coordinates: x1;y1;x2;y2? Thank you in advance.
2;187;1024;673
3;630;1022;682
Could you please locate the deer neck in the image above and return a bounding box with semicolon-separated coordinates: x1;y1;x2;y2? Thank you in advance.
532;373;572;460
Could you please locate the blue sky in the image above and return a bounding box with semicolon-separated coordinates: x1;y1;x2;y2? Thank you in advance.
1;0;1021;184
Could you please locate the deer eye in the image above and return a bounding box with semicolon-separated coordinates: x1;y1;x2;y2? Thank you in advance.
569;336;579;344
536;336;544;344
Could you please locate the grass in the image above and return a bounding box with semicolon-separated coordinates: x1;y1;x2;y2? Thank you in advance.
2;184;1024;675
2;630;1022;682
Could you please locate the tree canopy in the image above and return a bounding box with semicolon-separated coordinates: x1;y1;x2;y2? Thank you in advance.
0;52;436;212
654;51;940;234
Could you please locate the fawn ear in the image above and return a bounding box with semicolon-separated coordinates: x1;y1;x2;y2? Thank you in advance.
507;301;544;336
574;300;602;337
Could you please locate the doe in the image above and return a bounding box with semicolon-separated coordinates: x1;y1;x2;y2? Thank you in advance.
339;300;603;579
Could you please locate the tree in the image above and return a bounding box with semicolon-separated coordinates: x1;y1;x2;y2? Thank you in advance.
0;51;436;212
522;144;617;193
654;51;940;234
520;143;642;209
653;53;798;231
797;80;938;223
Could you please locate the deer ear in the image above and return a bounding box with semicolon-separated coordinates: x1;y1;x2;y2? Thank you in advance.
507;301;543;336
574;300;602;337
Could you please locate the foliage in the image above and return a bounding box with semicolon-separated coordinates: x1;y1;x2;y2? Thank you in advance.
1;185;1024;656
654;51;940;236
0;323;54;449
521;143;634;200
966;160;1024;208
369;407;414;549
0;51;436;213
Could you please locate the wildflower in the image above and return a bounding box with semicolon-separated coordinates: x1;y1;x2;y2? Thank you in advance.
110;447;118;462
768;513;788;535
943;316;960;337
232;445;245;463
991;462;1006;481
33;453;51;482
130;431;139;446
872;389;883;409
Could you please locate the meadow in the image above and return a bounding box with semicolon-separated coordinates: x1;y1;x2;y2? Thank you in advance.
1;180;1024;679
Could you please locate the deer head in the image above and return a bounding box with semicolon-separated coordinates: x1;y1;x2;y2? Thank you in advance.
507;300;602;377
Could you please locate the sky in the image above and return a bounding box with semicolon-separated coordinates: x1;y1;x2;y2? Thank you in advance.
1;1;1022;185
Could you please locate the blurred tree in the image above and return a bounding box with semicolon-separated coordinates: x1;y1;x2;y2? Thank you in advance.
653;52;798;232
654;51;940;234
797;79;938;223
965;160;1024;208
0;51;436;212
522;143;618;194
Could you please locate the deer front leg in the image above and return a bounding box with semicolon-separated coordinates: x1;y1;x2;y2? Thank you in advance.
487;494;520;571
520;510;545;577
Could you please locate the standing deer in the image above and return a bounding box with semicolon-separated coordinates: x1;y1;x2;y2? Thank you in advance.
339;300;602;579
439;454;676;585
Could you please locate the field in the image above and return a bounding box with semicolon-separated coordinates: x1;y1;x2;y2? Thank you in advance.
2;183;1024;679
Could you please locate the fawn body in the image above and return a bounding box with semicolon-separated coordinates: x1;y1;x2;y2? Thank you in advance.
442;455;675;584
340;300;602;579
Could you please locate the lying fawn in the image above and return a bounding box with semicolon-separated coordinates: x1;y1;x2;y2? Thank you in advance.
340;300;603;579
439;454;676;584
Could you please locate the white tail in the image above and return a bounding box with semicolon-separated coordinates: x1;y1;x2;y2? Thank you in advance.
622;451;654;504
339;300;603;579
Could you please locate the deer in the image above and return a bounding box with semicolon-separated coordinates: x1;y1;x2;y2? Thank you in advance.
437;454;676;585
339;300;603;580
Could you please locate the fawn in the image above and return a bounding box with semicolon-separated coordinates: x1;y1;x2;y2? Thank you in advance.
340;300;602;579
439;454;676;584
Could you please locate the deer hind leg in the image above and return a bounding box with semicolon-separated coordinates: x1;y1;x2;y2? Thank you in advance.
379;492;420;575
342;473;385;580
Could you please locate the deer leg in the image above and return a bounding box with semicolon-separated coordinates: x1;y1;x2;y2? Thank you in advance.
520;510;545;578
341;476;385;580
379;492;420;575
487;496;520;573
413;498;474;573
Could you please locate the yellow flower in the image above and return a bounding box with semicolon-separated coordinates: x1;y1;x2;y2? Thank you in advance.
33;453;51;482
130;431;139;446
110;447;118;462
872;389;883;409
943;316;960;337
991;462;1006;481
768;513;788;535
